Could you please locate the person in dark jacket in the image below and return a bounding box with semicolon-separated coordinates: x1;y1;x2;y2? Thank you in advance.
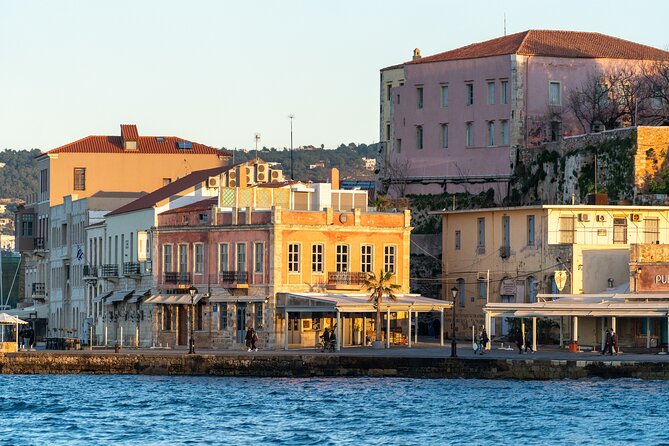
524;331;533;353
603;329;612;355
320;328;330;352
516;330;524;354
245;327;254;352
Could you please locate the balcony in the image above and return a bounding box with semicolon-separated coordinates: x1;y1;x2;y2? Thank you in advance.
164;272;191;287
83;265;98;277
219;271;248;288
123;262;141;276
327;271;368;290
34;237;46;250
100;264;119;278
31;282;46;300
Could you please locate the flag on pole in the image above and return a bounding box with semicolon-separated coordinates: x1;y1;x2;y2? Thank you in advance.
76;245;84;261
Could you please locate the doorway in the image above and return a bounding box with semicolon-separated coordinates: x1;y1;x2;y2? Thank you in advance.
287;312;301;345
236;303;247;343
177;306;188;346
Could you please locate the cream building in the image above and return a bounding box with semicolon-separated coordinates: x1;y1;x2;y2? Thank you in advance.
439;204;669;340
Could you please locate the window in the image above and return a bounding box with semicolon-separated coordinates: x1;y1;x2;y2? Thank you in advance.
336;245;349;272
455;230;461;250
527;215;535;246
386;123;391;141
254;242;264;273
477;218;486;253
162;245;173;273
550;121;562;142
255;302;263;329
500;80;509;104
487;81;495;105
361;245;373;273
21;214;33;237
218;303;228;330
487;121;495;146
527;277;538;303
162;306;172;331
465;122;474;147
558;216;575;244
218;243;229;273
441;85;449;107
236;243;247;272
288;243;300;272
194;243;203;274
502;215;510;250
479;280;487;300
312;244;324;273
178;244;188;272
396;94;400;105
549;81;561;105
40;169;48;193
386;84;392;101
396;138;402;154
500;120;509;145
441;124;449;149
416;87;423;109
613;218;627;244
416;125;423;149
465;83;473;105
457;278;465;307
74;168;86;191
644;218;659;244
384;245;396;274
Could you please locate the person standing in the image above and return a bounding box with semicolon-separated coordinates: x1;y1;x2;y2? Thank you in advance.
480;326;489;355
516;329;524;354
251;328;258;352
245;326;254;352
610;328;618;355
474;331;482;355
320;328;330;352
524;330;533;353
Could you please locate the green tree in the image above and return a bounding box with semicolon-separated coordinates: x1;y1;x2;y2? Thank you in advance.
364;270;401;343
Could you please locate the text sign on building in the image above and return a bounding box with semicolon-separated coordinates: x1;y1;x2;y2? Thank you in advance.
500;279;516;296
636;265;669;292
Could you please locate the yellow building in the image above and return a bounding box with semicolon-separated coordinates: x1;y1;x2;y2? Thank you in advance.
439;204;669;340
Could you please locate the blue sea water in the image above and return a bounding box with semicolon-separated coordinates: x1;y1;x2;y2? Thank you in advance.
0;375;666;445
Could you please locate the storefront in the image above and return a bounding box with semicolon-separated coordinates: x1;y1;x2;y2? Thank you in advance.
276;292;451;350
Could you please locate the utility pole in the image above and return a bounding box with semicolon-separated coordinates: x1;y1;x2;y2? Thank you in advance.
289;114;295;180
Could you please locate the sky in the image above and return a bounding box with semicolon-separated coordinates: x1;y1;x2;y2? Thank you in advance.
2;0;669;152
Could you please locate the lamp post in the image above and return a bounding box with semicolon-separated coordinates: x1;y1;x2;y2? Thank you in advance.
289;114;294;180
450;286;458;358
188;285;198;354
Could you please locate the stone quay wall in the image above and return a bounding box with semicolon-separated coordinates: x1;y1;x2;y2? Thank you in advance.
2;353;669;380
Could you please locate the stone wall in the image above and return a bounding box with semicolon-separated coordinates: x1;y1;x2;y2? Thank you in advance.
3;352;669;380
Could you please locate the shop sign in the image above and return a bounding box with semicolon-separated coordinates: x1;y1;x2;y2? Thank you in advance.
637;265;669;291
554;271;568;292
500;279;516;296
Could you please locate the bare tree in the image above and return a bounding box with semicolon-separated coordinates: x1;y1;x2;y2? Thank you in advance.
640;60;669;125
387;157;412;197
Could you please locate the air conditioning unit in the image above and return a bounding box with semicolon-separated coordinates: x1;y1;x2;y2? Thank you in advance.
499;246;510;259
630;213;641;222
243;166;254;184
228;179;237;187
578;213;590;222
255;163;268;183
207;176;219;188
270;169;284;182
596;214;606;222
256;172;267;182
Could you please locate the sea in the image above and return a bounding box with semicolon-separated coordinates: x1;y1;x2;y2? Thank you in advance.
0;375;665;445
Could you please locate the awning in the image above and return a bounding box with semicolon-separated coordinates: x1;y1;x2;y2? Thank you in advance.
277;292;451;313
107;290;134;304
144;294;205;305
93;291;113;303
127;289;151;304
208;294;268;303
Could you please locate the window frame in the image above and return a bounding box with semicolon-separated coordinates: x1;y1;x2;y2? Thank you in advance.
416;86;424;109
486;121;495;146
527;215;536;247
500;80;509;104
465;122;474;147
416;125;423;150
336;244;350;272
549;81;562;106
218;303;228;330
441;123;449;149
384;245;396;274
254;241;264;274
193;242;204;274
361;244;373;273
162;244;173;273
288;243;301;273
73;167;86;191
311;243;324;273
441;84;449;107
236;242;247;272
177;243;188;273
487;81;495;105
500;120;509;145
218;243;229;273
455;230;461;251
465;83;474;106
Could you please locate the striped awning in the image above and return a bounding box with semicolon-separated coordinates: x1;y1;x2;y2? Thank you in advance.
127;289;151;304
144;294;205;305
93;291;113;303
107;290;134;304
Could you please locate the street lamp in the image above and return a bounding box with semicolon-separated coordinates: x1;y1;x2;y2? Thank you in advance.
450;286;458;358
187;285;198;354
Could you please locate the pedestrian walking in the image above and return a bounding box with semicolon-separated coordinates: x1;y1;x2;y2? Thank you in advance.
524;330;533;353
610;328;618;355
474;331;482;355
480;326;489;354
20;326;28;351
516;329;524;354
251;328;258;352
245;326;254;352
28;325;35;351
320;328;330;352
603;328;612;355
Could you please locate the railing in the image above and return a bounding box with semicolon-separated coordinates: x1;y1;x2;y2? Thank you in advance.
123;262;141;276
327;271;368;286
100;264;119;277
219;271;248;285
83;265;98;277
32;282;46;296
164;272;191;285
34;237;45;250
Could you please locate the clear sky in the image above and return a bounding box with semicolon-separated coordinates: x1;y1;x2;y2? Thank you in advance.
1;0;668;152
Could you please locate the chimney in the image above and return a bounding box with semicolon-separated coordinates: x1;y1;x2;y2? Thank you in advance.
329;168;339;190
120;124;139;151
412;48;421;61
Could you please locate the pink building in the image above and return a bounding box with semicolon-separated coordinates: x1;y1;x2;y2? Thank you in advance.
383;30;669;198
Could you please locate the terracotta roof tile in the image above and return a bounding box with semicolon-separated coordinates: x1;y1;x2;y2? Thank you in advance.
160;197;218;215
120;124;138;141
409;30;669;64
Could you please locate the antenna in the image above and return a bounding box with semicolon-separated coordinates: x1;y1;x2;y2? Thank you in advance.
254;133;260;159
289;114;295;180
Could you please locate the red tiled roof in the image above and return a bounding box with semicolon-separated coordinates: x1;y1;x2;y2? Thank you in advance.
409;30;669;64
120;124;139;142
106;164;235;216
44;124;230;156
160;197;218;215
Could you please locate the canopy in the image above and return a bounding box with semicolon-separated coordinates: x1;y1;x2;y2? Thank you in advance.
0;313;28;325
144;294;205;305
277;292;451;313
107;290;134;304
127;289;151;304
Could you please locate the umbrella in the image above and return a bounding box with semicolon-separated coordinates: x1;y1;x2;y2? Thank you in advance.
0;313;28;344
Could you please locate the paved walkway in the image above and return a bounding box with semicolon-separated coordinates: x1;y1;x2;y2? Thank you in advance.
16;338;669;362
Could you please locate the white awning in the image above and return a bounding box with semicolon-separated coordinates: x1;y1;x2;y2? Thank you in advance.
208;294;267;303
278;292;451;313
107;290;134;304
144;294;205;305
0;313;28;324
93;291;113;303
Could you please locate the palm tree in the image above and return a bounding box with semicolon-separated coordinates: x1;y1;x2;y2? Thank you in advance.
365;270;401;344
